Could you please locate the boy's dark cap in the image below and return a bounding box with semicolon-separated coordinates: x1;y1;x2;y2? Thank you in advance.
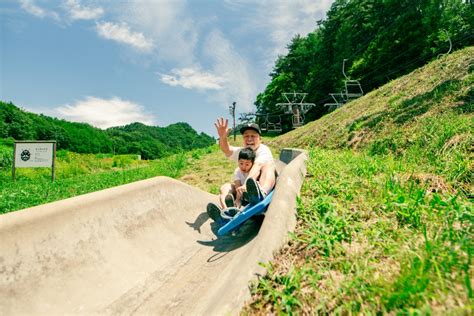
240;123;261;135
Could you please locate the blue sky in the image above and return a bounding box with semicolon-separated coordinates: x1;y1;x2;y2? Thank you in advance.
1;0;333;136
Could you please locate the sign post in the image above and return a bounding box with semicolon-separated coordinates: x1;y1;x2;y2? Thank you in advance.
12;141;57;182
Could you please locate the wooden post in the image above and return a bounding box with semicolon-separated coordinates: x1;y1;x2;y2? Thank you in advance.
51;141;56;182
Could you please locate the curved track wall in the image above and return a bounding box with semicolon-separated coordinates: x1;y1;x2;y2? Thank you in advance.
0;148;307;315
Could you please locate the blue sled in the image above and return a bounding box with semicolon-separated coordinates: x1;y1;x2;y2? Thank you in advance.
217;190;274;236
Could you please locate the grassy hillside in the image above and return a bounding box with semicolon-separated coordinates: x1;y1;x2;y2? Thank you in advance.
241;47;473;314
270;46;473;195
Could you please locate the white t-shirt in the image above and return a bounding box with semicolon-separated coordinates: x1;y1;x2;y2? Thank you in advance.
233;167;249;185
228;144;273;165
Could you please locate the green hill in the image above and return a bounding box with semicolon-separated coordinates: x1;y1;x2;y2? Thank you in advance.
0;102;215;159
245;47;473;314
270;46;473;194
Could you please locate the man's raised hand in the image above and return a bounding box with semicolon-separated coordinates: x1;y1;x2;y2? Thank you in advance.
214;118;229;138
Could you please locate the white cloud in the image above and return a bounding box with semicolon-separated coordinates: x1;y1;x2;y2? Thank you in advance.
159;68;225;90
64;0;103;20
226;0;332;66
96;21;153;52
20;0;60;21
55;97;156;129
203;30;257;111
262;0;332;58
117;0;198;65
158;29;257;111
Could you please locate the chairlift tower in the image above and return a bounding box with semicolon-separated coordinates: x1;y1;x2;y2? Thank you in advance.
248;92;316;133
275;92;316;128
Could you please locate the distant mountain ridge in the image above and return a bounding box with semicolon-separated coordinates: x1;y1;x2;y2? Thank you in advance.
0;101;215;159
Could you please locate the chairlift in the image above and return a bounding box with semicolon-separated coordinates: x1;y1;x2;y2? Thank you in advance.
437;29;452;59
343;59;363;99
281;92;315;113
260;119;268;132
262;92;317;131
324;92;346;111
266;115;282;133
255;114;268;132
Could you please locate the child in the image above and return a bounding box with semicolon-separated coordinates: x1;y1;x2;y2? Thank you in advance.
207;147;256;224
228;147;256;208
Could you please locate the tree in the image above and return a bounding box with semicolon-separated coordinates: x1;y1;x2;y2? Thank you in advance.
254;0;474;131
0;101;215;158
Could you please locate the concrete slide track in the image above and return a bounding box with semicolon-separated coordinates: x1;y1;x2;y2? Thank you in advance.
0;148;307;315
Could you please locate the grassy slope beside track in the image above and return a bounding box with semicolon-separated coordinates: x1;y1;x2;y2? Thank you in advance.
239;47;472;314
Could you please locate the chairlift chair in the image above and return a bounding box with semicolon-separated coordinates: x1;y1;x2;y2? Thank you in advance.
343;59;363;100
437;29;452;59
256;114;268;132
324;92;346;111
344;81;364;99
274;117;283;132
267;115;282;133
260;120;268;132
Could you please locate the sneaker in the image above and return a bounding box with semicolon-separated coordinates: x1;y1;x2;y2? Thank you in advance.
245;178;265;204
223;206;241;218
206;202;225;224
224;194;235;208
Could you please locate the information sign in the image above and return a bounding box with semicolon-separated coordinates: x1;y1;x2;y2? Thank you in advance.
13;141;56;181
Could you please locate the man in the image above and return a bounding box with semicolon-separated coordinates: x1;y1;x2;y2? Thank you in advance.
207;118;276;224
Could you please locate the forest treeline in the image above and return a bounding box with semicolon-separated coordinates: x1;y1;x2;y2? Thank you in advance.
255;0;473;131
0;101;215;159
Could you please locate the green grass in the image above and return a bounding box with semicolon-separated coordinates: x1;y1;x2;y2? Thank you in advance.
244;48;473;314
246;148;472;314
0;146;214;214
